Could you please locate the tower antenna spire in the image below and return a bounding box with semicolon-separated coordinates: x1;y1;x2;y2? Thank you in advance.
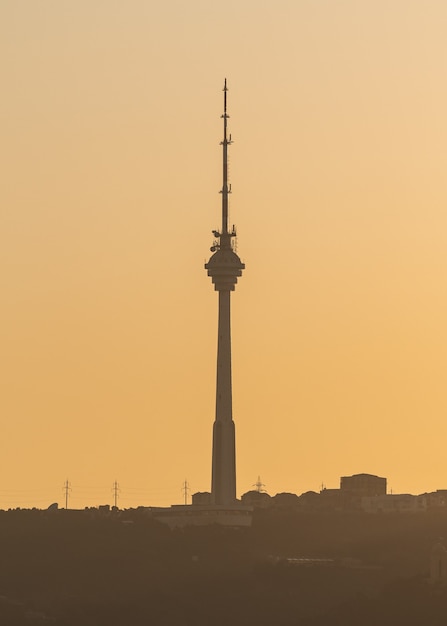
221;78;231;238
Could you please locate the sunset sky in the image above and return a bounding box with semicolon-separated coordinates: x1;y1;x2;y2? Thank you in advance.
2;0;447;509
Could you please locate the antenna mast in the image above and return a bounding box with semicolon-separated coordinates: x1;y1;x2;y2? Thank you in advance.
63;479;71;509
253;476;266;493
182;479;190;505
221;78;231;237
112;480;120;509
210;79;237;254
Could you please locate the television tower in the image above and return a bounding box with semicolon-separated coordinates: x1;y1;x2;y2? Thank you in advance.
205;80;245;505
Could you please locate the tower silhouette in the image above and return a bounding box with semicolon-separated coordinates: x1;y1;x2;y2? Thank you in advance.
205;80;245;505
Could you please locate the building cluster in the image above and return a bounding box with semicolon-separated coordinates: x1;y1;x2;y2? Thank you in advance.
219;473;447;514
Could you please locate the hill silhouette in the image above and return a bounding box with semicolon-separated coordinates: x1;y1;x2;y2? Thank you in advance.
1;507;447;625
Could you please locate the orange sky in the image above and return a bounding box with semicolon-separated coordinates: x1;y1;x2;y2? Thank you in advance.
2;1;447;509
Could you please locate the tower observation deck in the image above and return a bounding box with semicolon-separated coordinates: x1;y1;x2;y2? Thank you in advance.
205;80;244;505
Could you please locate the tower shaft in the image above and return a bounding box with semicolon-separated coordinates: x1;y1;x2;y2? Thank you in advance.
211;290;236;503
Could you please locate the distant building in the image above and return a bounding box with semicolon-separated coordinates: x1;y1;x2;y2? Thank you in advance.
241;490;272;508
191;492;212;506
272;492;300;508
335;474;387;510
150;504;253;529
340;473;387;497
425;490;447;509
298;491;321;508
361;494;427;514
319;488;343;510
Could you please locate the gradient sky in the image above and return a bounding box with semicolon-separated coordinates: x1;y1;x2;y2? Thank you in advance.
2;0;447;509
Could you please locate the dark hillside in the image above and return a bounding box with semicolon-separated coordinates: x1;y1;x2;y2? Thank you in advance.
0;508;446;625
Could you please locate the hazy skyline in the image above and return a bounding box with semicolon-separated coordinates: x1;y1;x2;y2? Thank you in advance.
2;1;447;509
